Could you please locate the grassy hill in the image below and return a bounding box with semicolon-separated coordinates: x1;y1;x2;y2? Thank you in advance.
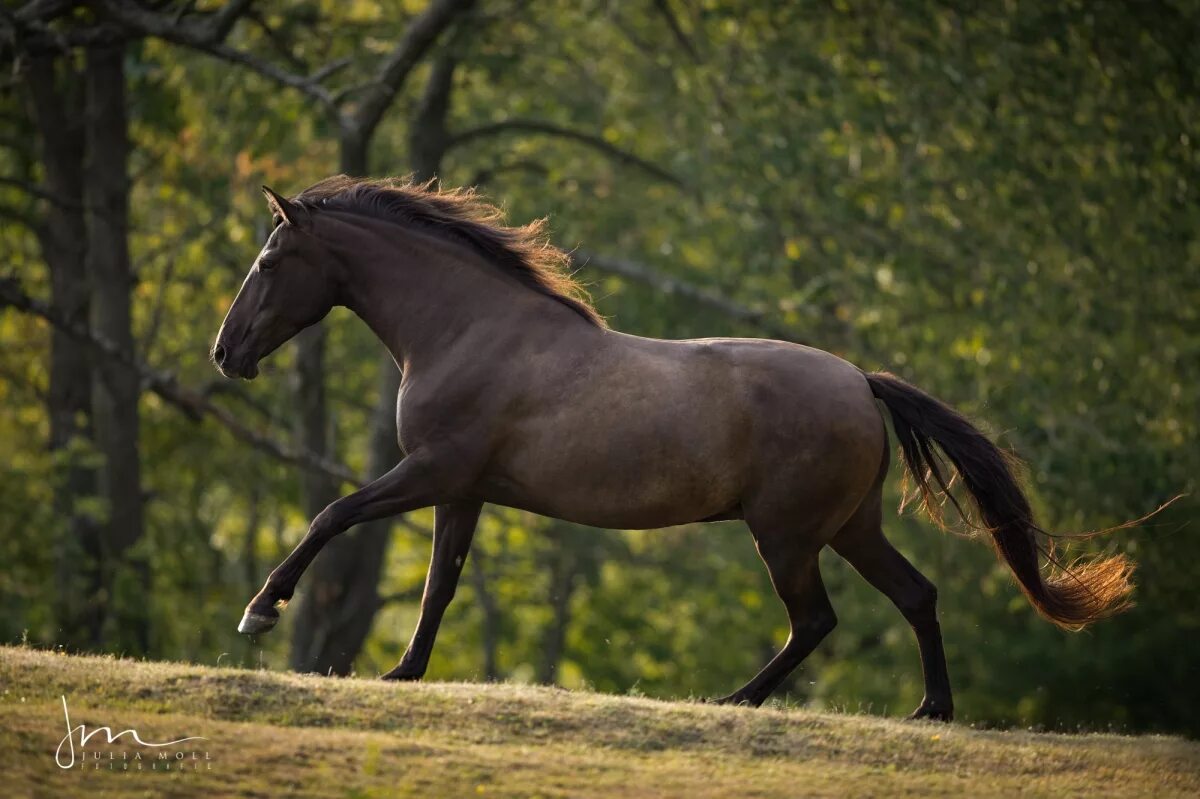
1;645;1196;798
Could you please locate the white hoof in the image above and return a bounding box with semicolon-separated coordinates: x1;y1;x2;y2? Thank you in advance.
237;610;278;635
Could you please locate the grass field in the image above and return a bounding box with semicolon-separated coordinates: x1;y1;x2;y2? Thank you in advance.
1;645;1196;798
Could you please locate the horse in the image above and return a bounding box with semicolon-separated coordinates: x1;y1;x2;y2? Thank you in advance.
211;175;1134;719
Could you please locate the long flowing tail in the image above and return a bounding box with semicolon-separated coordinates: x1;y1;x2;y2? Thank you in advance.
865;371;1134;630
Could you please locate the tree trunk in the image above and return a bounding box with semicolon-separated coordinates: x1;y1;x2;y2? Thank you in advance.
538;524;579;684
288;360;399;674
25;54;103;649
288;322;343;671
83;42;147;652
239;486;262;666
288;131;374;674
469;547;501;680
290;57;457;675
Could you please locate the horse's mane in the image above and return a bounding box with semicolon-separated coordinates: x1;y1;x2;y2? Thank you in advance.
294;175;604;327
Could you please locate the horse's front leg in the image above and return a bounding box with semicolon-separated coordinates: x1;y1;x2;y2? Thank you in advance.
237;450;462;635
382;500;483;681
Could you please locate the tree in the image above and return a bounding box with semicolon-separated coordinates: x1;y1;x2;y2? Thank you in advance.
4;0;262;650
23;53;100;647
83;40;147;650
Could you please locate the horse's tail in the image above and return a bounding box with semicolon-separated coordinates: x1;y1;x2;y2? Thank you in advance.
864;371;1135;630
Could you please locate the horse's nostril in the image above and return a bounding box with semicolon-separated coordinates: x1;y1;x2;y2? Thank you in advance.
214;344;227;366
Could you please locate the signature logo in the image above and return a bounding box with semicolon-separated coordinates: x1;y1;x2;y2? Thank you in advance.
55;695;208;770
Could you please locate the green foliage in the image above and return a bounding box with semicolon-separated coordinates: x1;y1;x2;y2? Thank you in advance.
1;0;1196;736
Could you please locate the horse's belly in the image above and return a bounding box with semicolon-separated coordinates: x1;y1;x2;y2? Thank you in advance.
472;476;737;529
473;435;743;530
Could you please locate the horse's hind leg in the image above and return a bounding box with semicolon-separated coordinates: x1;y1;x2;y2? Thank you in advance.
712;526;837;707
831;485;954;721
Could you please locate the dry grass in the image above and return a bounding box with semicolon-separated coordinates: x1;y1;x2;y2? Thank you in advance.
1;645;1196;798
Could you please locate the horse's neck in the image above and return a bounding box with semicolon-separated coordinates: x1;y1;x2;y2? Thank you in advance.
334;221;568;370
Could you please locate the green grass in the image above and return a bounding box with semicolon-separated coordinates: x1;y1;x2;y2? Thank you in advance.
1;645;1196;798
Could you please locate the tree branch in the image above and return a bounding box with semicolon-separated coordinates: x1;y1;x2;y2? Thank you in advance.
375;586;425;609
0;203;39;231
14;0;75;24
242;6;309;72
470;157;549;188
203;40;341;113
652;0;700;63
350;0;476;136
0;276;361;487
0;174;86;209
204;0;255;43
93;0;341;116
574;251;808;344
447;119;685;189
309;55;353;85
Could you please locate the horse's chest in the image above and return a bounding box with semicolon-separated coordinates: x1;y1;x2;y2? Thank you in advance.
394;398;426;455
393;379;485;455
393;389;429;456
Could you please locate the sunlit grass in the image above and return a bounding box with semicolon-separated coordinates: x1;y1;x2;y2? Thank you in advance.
2;645;1196;798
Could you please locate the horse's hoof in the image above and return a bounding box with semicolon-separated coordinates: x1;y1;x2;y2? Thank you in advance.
707;692;755;707
906;700;953;722
237;608;279;635
381;665;423;682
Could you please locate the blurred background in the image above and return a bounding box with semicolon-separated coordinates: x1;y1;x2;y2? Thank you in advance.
1;1;1196;737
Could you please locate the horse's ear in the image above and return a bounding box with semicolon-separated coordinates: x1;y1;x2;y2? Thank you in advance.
261;185;308;228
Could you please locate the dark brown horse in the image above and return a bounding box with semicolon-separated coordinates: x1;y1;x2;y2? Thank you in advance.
212;176;1134;720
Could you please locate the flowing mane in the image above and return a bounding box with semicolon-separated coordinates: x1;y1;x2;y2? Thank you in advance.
293;175;604;326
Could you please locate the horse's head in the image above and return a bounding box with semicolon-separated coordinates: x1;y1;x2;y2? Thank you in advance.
212;186;340;379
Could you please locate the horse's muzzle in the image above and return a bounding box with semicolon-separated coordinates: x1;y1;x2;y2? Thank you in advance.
212;342;259;380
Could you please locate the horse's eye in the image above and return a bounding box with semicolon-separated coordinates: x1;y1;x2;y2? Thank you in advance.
259;257;278;272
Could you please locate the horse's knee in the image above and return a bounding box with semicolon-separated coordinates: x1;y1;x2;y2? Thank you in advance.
310;502;349;540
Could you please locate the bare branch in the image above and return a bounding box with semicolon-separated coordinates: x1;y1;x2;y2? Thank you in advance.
204;0;255;43
653;0;700;63
0;276;362;487
0;175;85;209
91;0;256;44
1;16;125;56
13;0;76;24
201;40;340;113
375;586;425;609
470;157;549;188
575;251;808;344
15;0;464;129
93;0;341;116
309;55;353;84
242;6;308;72
447;119;685;189
0;203;39;230
350;0;476;136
